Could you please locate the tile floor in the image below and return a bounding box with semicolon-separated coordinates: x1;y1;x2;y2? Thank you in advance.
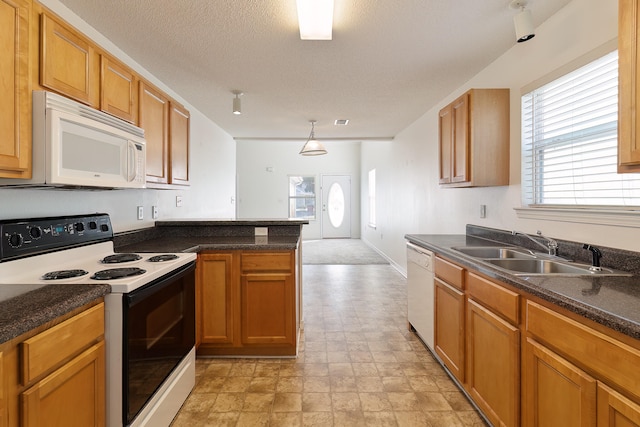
171;264;487;426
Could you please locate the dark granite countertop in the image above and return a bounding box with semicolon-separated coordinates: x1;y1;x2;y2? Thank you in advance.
117;235;301;253
155;219;309;227
405;233;640;340
0;284;110;344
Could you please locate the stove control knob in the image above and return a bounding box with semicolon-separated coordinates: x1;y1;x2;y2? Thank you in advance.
29;227;42;240
100;224;109;232
8;233;23;248
88;221;97;230
74;222;85;232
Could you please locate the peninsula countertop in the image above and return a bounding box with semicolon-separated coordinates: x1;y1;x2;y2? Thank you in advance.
114;218;308;253
405;233;640;340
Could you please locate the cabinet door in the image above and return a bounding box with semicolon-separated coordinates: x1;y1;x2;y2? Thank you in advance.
598;383;640;427
438;104;453;184
21;341;105;427
523;337;596;427
40;13;98;106
139;81;169;184
451;94;469;183
169;102;190;186
100;55;137;123
434;277;465;382
619;0;640;171
466;299;519;427
0;351;4;427
0;0;31;178
197;253;235;345
240;273;294;346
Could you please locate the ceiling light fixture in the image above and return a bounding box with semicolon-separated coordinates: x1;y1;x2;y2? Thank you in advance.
299;120;328;156
232;90;243;115
296;0;334;40
510;0;535;43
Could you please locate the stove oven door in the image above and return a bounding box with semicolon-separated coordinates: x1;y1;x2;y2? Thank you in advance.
122;261;195;425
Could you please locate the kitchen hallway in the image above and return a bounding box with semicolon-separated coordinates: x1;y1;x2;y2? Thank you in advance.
171;244;486;426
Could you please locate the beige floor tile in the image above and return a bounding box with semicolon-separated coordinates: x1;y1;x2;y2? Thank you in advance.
273;392;303;412
302;411;334;426
302;392;332;412
172;264;487;427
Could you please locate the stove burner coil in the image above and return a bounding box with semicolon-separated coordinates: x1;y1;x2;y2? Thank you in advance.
101;253;142;264
91;267;146;280
148;254;179;262
42;269;89;280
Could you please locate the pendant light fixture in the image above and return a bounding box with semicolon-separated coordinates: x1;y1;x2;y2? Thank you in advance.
299;120;328;156
232;90;243;115
510;0;535;43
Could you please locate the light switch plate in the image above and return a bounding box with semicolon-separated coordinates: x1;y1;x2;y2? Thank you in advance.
137;206;144;220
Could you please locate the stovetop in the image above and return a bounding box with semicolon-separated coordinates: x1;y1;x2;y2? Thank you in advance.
0;213;196;293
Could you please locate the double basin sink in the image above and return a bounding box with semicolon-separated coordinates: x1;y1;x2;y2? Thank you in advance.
450;246;631;277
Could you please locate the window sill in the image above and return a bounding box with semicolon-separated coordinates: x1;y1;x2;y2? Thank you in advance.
514;207;640;228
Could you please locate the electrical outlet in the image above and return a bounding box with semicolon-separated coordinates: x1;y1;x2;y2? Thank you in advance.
480;204;487;218
152;206;159;219
176;196;183;207
137;206;144;220
255;227;268;236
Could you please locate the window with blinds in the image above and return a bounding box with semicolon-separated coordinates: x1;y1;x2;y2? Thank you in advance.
522;50;640;207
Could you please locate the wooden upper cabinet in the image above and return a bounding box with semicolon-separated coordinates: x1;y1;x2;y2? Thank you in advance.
618;0;640;172
169;102;190;186
40;13;99;107
139;81;169;184
438;104;453;184
100;55;137;123
438;88;510;187
0;0;31;179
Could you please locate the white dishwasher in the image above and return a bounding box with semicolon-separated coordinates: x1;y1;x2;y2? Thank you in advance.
406;242;435;351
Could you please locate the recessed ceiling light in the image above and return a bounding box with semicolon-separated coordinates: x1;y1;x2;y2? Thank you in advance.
296;0;334;40
334;119;349;125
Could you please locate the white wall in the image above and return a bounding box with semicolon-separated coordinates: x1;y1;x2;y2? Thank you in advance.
236;140;361;240
0;0;236;232
361;0;626;271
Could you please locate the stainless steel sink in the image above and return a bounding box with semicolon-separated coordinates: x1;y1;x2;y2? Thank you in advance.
485;259;631;276
451;246;535;259
450;246;632;277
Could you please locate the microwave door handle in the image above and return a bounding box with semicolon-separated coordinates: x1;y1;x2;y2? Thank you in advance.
127;141;136;182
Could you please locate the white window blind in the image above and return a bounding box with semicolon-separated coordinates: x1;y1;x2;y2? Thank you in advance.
522;50;640;207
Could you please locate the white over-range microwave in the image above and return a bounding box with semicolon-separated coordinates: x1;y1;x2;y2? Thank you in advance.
0;91;146;189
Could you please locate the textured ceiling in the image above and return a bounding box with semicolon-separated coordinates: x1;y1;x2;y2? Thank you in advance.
57;0;572;141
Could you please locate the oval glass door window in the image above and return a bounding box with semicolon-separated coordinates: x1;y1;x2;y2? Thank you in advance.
327;182;345;228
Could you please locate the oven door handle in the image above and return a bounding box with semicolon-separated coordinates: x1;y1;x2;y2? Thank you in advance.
126;261;195;306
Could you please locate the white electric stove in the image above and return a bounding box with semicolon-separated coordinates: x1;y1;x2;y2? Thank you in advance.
0;213;197;427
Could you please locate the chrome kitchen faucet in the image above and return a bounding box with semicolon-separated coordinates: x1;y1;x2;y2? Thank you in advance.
512;230;558;256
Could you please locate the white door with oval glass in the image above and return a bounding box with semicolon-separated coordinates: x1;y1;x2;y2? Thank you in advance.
321;175;351;238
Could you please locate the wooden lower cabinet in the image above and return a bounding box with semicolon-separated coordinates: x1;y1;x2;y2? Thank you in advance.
466;299;519;427
429;255;640;427
0;352;4;427
523;337;597;427
1;302;105;427
21;342;105;427
434;277;465;382
197;250;298;356
598;383;640;427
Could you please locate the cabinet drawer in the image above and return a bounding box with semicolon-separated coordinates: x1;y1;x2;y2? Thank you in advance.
21;303;104;384
467;272;519;324
526;300;640;402
435;256;465;290
241;252;292;272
